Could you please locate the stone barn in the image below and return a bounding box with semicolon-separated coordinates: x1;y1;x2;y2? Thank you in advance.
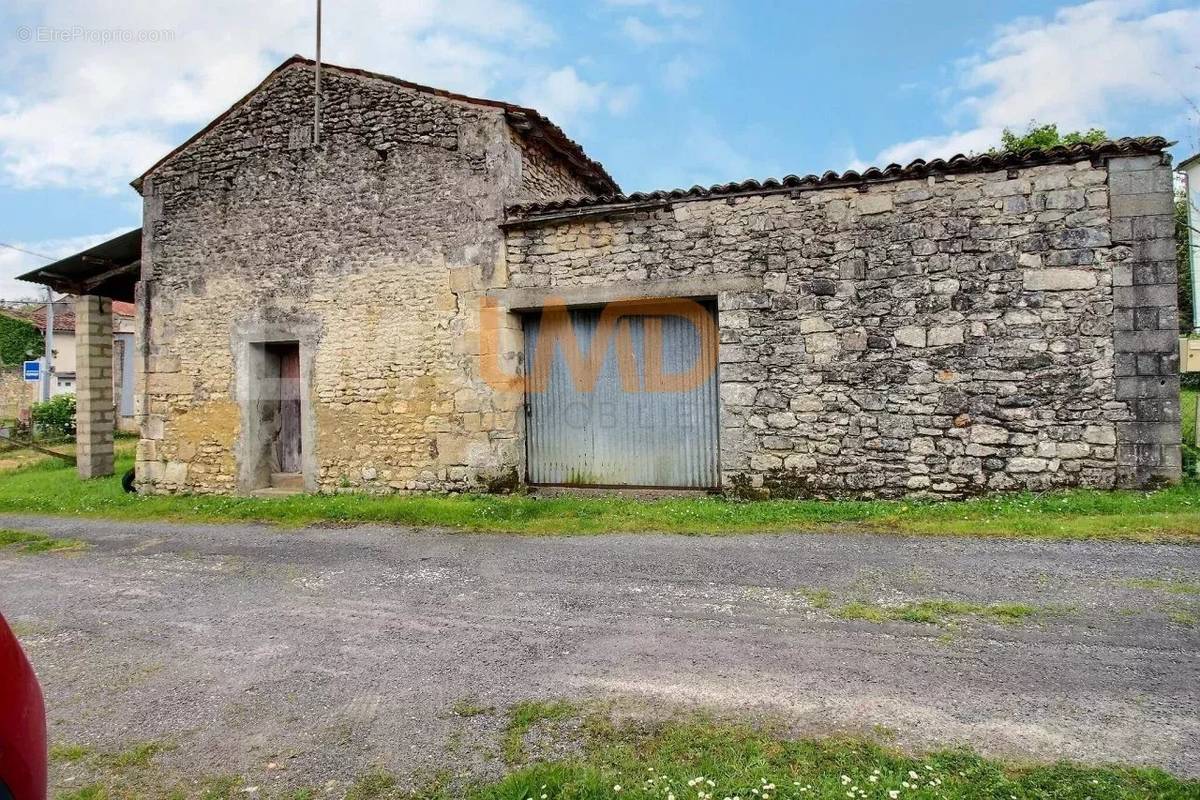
23;56;1181;497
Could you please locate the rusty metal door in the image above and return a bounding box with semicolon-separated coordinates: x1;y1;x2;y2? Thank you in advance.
524;302;719;488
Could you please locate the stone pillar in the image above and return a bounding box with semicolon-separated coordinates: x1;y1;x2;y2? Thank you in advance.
1109;153;1181;487
75;295;115;478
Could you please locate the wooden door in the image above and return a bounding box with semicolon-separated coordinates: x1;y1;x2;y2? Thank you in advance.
277;346;302;473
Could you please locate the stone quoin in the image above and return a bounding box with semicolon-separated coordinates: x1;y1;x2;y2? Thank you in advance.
125;56;1178;498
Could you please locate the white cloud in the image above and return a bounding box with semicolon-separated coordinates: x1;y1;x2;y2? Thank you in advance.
0;228;134;300
662;56;701;92
878;128;1005;167
622;17;665;46
876;0;1200;165
603;0;702;19
0;0;607;193
519;67;637;127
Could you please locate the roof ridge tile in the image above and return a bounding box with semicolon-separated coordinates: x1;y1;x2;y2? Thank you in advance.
507;136;1171;220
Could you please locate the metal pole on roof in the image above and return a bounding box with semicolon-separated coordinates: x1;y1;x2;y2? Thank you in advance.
314;0;322;147
41;287;53;403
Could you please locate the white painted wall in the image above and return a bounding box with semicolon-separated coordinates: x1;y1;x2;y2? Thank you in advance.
1181;155;1200;333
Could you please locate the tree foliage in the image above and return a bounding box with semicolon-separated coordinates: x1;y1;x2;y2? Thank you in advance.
990;122;1108;154
0;313;43;367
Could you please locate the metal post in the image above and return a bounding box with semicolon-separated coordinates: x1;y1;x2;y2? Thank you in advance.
314;0;322;147
1188;170;1200;333
41;288;53;402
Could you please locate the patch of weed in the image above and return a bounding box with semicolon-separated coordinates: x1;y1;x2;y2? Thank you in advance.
800;588;832;609
1168;608;1197;626
451;695;494;718
1122;578;1200;595
111;740;174;768
346;770;398;800
836;601;889;622
503;700;577;765
836;599;1040;627
50;742;94;762
0;527;86;554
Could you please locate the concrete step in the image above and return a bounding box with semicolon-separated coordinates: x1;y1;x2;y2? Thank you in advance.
250;486;303;498
270;472;303;491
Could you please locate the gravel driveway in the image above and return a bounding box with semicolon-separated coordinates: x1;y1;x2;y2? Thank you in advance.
1;515;1198;791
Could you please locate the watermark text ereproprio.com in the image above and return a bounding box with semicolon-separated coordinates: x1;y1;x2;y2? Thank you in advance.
16;26;175;43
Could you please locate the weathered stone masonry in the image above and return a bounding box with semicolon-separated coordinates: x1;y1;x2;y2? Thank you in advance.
134;58;614;494
505;148;1180;497
131;54;1179;498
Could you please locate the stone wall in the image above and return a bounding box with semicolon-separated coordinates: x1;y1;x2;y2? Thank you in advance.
513;131;595;201
136;61;583;494
0;367;32;422
505;153;1180;497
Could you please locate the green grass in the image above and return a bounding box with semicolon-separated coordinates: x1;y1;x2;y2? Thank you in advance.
1121;578;1200;595
1168;608;1198;626
50;744;94;763
3;454;1200;541
835;599;1041;626
345;770;399;800
451;695;496;719
800;588;832;609
503;700;578;765
1183;388;1198;474
469;712;1200;800
47;708;1200;800
0;527;86;554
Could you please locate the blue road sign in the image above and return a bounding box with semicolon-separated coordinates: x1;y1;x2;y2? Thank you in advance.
22;360;41;382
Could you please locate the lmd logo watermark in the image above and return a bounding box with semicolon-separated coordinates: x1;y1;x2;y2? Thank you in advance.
479;297;718;395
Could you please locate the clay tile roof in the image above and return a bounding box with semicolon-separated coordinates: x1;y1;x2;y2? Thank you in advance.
505;136;1172;222
28;299;134;334
30;303;75;334
133;55;619;196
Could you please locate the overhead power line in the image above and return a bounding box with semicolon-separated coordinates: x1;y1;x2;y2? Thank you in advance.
0;241;56;262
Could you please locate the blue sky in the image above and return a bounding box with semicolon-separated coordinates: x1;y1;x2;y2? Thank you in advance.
1;0;1198;296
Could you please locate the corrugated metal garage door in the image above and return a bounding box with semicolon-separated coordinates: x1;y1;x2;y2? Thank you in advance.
524;301;720;488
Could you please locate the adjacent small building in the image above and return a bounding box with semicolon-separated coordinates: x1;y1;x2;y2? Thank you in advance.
21;56;1183;497
0;299;136;430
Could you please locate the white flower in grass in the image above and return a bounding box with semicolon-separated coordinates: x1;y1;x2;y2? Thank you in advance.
841;775;852;785
908;770;919;780
613;786;622;793
888;792;900;799
868;775;878;783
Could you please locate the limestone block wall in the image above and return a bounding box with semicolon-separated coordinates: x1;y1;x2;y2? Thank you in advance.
505;153;1180;497
135;62;571;494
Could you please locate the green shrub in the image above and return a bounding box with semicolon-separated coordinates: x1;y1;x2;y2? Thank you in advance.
31;393;76;437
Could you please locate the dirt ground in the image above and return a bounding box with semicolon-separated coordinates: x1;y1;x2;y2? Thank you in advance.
1;515;1197;794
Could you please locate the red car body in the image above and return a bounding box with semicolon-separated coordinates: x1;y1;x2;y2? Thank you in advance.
0;614;46;800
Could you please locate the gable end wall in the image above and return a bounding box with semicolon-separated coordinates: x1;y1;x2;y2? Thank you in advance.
135;63;528;494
